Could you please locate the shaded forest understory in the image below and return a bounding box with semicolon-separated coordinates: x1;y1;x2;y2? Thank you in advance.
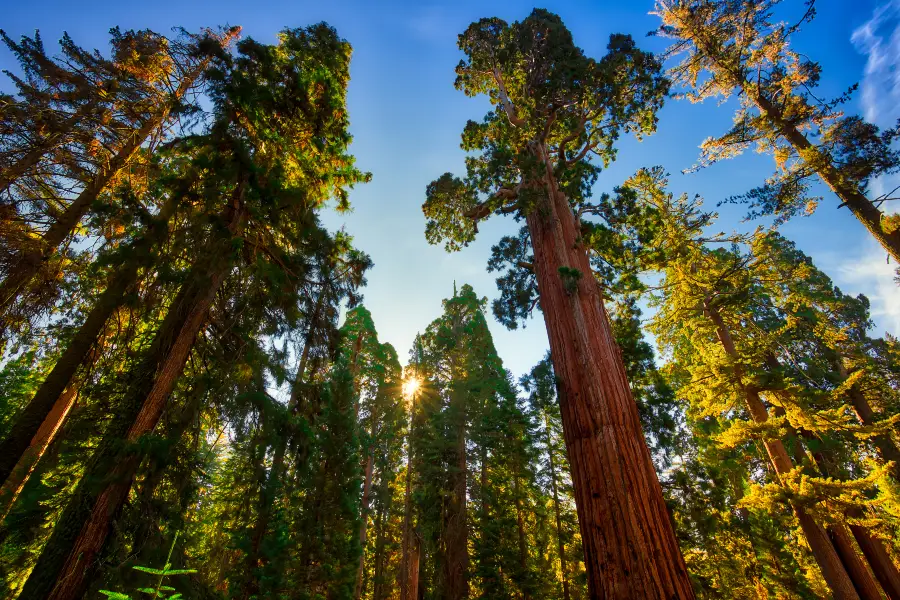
1;2;900;599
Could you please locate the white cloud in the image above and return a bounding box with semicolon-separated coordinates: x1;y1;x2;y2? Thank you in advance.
833;242;900;336
824;1;900;338
851;0;900;127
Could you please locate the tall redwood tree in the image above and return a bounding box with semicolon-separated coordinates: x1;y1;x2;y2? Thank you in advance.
422;10;694;599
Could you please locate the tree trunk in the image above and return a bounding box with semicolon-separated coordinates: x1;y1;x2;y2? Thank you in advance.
513;471;530;600
703;301;859;600
524;148;693;599
442;380;468;600
836;360;900;482
0;386;76;519
830;524;884;600
0;187;183;488
851;525;900;600
544;411;571;600
355;452;375;599
752;93;900;264
400;408;415;600
17;185;243;600
0;50;216;321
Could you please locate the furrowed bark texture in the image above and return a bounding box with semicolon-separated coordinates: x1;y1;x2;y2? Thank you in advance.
525;166;693;598
17;194;242;600
703;302;859;600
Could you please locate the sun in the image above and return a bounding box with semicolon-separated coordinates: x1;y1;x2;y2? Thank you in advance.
402;377;421;398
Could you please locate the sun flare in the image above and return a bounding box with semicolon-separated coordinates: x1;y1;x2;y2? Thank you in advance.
402;377;421;398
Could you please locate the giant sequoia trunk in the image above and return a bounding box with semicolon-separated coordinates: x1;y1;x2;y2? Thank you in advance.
17;188;243;600
703;301;860;600
523;148;693;598
0;188;183;490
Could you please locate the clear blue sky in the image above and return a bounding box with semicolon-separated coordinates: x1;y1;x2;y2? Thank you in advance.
3;0;898;380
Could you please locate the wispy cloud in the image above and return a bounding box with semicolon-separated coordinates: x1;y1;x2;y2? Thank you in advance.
833;242;900;335
851;1;900;126
825;2;900;338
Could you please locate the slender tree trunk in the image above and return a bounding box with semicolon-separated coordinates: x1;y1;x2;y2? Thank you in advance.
778;414;883;600
372;493;387;600
0;386;76;519
836;360;900;482
688;25;900;264
442;378;468;600
703;300;859;600
0;102;96;195
544;411;571;600
355;452;375;599
752;93;900;264
829;524;884;600
0;187;183;488
524;146;693;598
0;48;219;320
17;183;244;600
400;411;415;600
851;526;900;600
792;410;900;600
513;471;531;600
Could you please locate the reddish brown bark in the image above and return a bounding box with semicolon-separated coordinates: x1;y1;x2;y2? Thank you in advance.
0;387;76;519
524;148;692;598
851;525;900;600
703;302;859;599
829;523;883;600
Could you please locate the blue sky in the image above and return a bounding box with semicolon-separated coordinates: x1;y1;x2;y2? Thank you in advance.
3;0;898;380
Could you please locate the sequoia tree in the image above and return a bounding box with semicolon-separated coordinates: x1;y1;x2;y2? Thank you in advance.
422;10;693;598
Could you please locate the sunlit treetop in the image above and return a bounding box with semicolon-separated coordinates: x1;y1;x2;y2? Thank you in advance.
423;9;670;252
653;0;900;223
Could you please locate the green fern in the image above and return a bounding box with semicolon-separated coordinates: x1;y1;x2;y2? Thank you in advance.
99;533;196;600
